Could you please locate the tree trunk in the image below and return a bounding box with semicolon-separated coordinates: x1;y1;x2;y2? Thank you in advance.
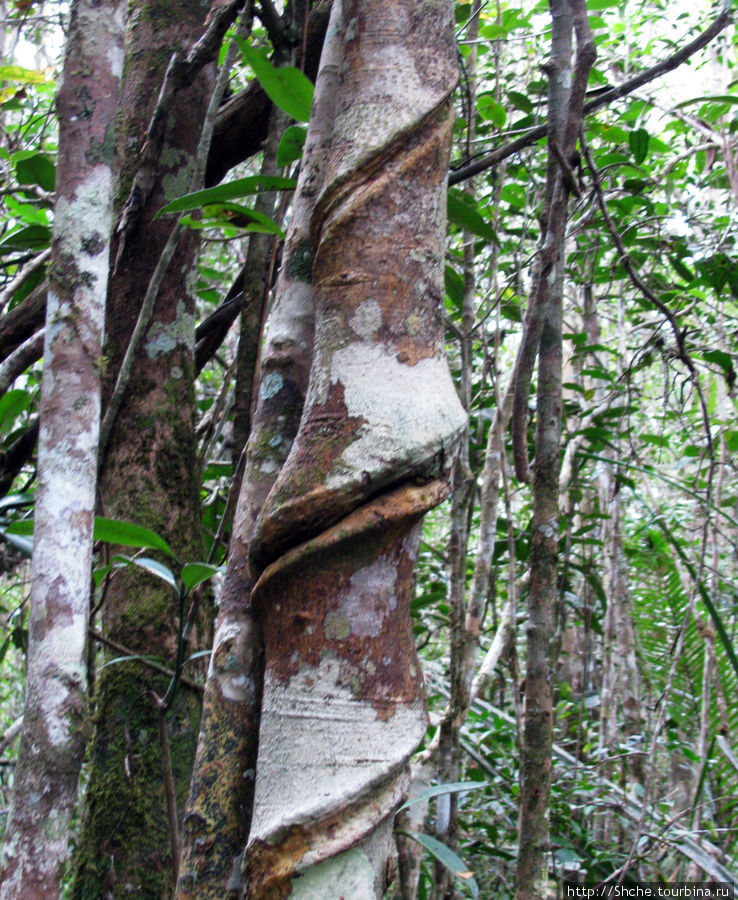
70;0;218;895
515;2;594;898
243;2;465;894
176;5;344;893
0;2;124;895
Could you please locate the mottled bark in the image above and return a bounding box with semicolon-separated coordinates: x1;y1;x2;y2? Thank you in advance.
176;6;344;895
0;1;124;896
516;3;595;899
69;1;216;895
244;2;465;895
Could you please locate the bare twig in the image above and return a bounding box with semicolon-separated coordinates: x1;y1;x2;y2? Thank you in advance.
0;248;50;313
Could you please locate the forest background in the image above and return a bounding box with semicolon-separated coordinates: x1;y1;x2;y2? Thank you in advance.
0;0;737;898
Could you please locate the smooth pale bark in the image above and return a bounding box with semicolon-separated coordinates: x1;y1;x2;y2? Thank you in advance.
0;1;124;896
244;2;465;895
176;7;344;895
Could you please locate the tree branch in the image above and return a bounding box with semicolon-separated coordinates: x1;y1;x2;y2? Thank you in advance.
449;2;733;185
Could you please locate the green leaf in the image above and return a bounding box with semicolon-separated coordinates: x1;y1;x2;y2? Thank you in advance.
0;224;51;252
181;562;222;592
669;255;694;282
215;203;285;237
235;38;313;122
0;65;50;85
15;153;55;192
111;555;178;590
445;265;464;306
628;127;649;165
94;517;175;559
447;192;497;242
0;388;30;433
397;781;488;813
276;124;307;167
158;175;296;217
410;833;479;899
507;90;533;113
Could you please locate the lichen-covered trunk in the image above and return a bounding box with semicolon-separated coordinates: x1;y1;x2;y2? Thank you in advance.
70;1;213;895
0;2;124;896
243;2;465;895
176;6;344;895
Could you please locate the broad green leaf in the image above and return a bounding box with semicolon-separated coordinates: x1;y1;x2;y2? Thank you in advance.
158;175;296;217
15;153;55;192
181;562;222;592
235;38;314;122
0;389;31;433
447;192;497;242
5;519;33;535
276;124;307;167
410;833;479;899
628;128;649;166
0;224;51;252
111;555;178;590
397;781;488;813
478;96;506;128
0;65;50;85
94;516;175;558
507;90;533;113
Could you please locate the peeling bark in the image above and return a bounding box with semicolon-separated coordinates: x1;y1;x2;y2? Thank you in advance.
244;3;465;894
176;7;344;896
0;1;124;896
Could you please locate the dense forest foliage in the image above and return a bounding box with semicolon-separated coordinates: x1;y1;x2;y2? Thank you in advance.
0;0;737;897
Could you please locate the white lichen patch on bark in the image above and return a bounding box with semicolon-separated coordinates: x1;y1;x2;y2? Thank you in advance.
348;299;382;339
323;342;466;490
248;654;427;845
145;299;196;358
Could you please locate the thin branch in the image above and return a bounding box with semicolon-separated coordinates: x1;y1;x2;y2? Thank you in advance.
449;2;733;185
88;628;203;693
0;248;50;313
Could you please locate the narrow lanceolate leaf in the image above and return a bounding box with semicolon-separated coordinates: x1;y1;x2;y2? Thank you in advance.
157;175;296;217
111;555;178;591
410;833;480;899
94;516;176;558
397;780;489;812
235;38;314;122
0;64;51;84
447;191;498;242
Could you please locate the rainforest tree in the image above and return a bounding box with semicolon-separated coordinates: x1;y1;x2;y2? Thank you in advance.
1;0;738;898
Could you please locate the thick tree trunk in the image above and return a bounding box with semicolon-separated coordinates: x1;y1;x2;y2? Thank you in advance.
176;6;344;894
0;1;124;896
243;2;465;895
69;1;216;895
